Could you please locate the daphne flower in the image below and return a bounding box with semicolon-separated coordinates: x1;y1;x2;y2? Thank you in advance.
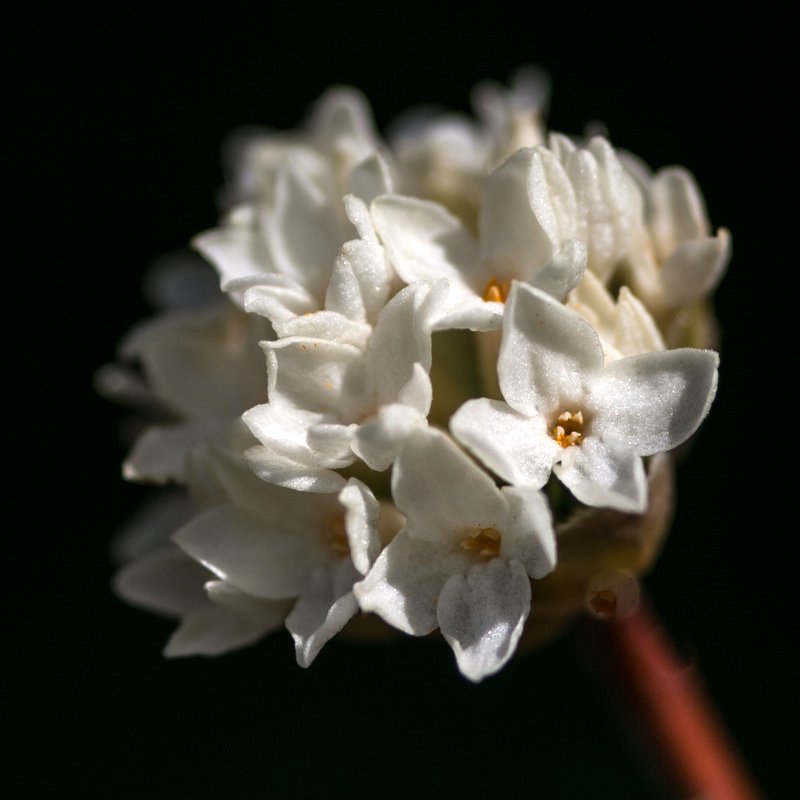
624;165;731;315
451;282;718;512
242;280;445;491
194;88;394;309
102;301;269;484
371;145;587;331
169;447;387;666
354;426;556;682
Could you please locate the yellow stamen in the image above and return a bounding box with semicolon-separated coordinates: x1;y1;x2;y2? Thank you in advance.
460;526;502;559
482;278;511;304
325;515;350;557
550;410;585;448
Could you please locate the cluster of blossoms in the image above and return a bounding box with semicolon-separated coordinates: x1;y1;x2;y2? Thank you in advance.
102;69;727;681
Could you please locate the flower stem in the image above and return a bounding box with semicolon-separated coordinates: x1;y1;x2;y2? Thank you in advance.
587;598;762;799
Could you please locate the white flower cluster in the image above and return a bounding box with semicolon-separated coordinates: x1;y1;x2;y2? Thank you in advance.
105;69;726;682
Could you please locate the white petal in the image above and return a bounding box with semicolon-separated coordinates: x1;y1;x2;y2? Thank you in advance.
433;297;505;332
371;195;484;291
123;421;225;485
613;287;665;357
264;337;368;420
591;348;719;455
392;427;507;543
173;505;324;599
353;530;469;636
263;164;341;302
164;601;279;658
528;238;587;301
244;444;347;494
498;486;557;579
555;438;647;513
479;149;552;278
500;282;604;415
192;220;271;289
286;562;360;667
659;229;730;308
351;403;428;472
450;398;558;487
339;478;382;574
649;166;709;260
242;280;318;324
347;151;395;204
365;281;444;405
205;580;291;624
113;546;211;618
243;404;334;465
275;310;372;348
306;423;359;468
437;559;531;682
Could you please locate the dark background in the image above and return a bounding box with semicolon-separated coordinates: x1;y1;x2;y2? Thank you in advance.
8;5;792;798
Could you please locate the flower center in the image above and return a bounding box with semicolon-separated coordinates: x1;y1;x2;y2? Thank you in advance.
550;410;585;448
324;514;350;557
460;526;502;559
482;278;511;303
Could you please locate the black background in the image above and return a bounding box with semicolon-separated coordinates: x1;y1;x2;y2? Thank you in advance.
8;5;792;798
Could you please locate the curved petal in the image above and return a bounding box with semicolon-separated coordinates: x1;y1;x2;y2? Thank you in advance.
339;478;382;575
500;282;604;416
591;348;719;455
173;505;324;599
499;486;557;579
659;229;730;308
244;444;347;494
351;403;428;472
450;398;558;488
528;238;587;301
437;559;531;682
286;562;361;667
479;148;552;277
555;438;647;513
113;546;211;619
392;427;507;543
371;195;484;292
353;530;469;636
164;601;280;658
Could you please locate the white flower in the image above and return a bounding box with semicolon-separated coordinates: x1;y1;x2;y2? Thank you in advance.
193;89;394;308
171;447;385;666
114;544;290;657
624;165;731;313
371;145;587;331
242;280;445;491
451;282;718;512
103;301;269;484
354;426;556;682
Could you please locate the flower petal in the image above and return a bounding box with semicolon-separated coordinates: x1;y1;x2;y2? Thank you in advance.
371;194;484;292
555;437;647;513
113;546;211;619
286;561;361;667
437;559;531;682
392;427;507;543
173;505;324;599
450;398;558;488
591;348;719;455
499;486;557;579
500;282;604;416
659;229;730;309
338;478;382;575
353;530;469;636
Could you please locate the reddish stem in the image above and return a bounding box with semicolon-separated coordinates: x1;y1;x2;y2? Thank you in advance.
596;600;761;800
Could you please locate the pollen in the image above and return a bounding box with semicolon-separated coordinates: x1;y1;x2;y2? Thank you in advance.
460;526;502;558
550;410;585;448
324;515;350;557
588;589;617;619
482;277;512;303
